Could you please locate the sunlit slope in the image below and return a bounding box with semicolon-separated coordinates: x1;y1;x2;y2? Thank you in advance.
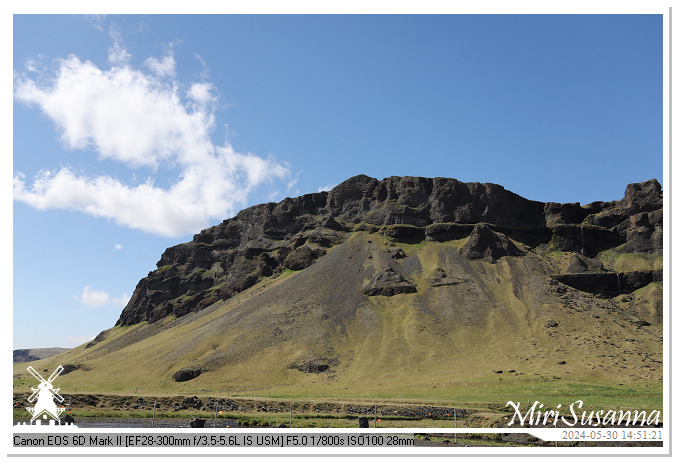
15;231;662;406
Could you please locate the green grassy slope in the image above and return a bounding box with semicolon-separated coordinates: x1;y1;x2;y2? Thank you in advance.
14;232;662;411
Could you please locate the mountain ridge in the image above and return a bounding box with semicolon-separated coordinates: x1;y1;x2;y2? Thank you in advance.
13;347;70;364
114;175;662;327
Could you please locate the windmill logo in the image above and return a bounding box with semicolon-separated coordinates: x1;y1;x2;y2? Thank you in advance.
25;365;66;425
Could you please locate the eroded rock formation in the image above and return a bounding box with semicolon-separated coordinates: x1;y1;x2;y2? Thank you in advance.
114;176;662;326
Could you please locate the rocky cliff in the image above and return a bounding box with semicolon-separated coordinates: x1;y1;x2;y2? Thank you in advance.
115;175;662;327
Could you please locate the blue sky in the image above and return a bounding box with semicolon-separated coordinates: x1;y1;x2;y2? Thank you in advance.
12;13;664;349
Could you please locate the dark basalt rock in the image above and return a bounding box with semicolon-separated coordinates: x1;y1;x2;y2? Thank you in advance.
363;267;417;296
554;270;660;296
386;247;406;259
621;179;662;214
380;224;426;241
632;320;652;328
548;224;623;257
430;267;466;287
460;224;524;263
425;222;473;241
283;244;326;271
615;210;663;254
321;216;345;231
294;360;330;374
182;396;203;409
115;176;662;326
172;367;202;382
61;364;82;375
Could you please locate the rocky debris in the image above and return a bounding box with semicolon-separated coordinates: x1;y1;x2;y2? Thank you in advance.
566;254;604;273
363;267;417;296
182;396;203;409
461;224;524;263
80;395;99;406
544;320;559;328
114;175;662;326
632;320;651;328
293;360;331;374
386;247;406;259
430;268;466;287
348;405;470;419
14;392;471;422
172;367;202;382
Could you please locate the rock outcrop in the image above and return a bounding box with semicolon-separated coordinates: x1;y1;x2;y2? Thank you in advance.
362;266;417;296
114;175;662;326
172;367;202;382
460;224;524;263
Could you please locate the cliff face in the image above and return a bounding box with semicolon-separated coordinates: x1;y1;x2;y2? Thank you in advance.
115;175;662;327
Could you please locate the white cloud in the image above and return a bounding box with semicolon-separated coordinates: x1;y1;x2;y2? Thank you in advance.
14;42;290;237
80;286;110;307
145;52;176;78
188;82;215;104
80;286;129;308
194;53;210;80
85;15;106;32
24;56;47;74
108;29;131;65
114;244;123;250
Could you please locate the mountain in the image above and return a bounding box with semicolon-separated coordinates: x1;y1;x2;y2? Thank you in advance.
115;175;662;326
13;175;663;406
13;348;69;364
